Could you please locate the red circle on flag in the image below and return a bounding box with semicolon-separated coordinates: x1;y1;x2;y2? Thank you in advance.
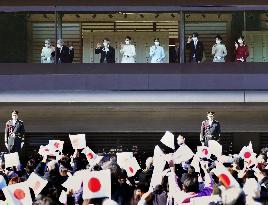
219;174;231;188
88;177;101;192
129;167;134;173
244;152;251;159
202;148;208;155
13;189;26;200
54;142;59;148
87;153;94;159
34;181;41;190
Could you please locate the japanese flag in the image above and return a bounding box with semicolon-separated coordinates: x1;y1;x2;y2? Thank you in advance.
82;147;97;162
69;134;86;149
172;144;194;164
160;131;175;149
196;146;211;159
239;141;255;160
208;140;222;158
27;172;48;197
150;146;166;191
62;172;82;193
4;152;20;168
213;162;240;188
49;140;64;152
82;169;111;200
38;145;58;157
119;156;141;177
3;182;32;205
116;152;133;168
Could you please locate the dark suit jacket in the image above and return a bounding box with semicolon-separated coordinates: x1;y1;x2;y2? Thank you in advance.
5;119;25;152
186;41;204;62
200;120;221;143
169;46;180;63
95;46;115;63
56;46;73;63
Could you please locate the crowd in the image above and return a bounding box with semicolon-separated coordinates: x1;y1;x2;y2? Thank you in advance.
40;32;249;64
2;111;267;205
0;132;268;205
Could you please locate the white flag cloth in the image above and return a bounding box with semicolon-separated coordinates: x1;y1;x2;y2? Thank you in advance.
149;146;166;191
82;169;111;200
213;162;240;188
69;134;86;149
119;156;141;177
62;172;83;192
196;146;211;159
160;131;175;149
82;147;97;162
4;152;20;168
3;182;32;205
59;190;68;204
190;155;200;173
49;140;64;152
27;172;48;197
38;145;59;157
172;144;194;164
208;140;222;158
239;142;255;160
116;152;133;168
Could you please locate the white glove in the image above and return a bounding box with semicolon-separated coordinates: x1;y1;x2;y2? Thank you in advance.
21;142;24;148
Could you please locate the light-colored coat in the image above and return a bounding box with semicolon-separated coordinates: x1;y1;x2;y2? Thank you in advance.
120;44;136;63
212;43;227;62
149;45;165;63
41;46;55;63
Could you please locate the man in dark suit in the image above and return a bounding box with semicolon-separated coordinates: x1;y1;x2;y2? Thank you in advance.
169;41;180;63
200;111;221;146
186;32;204;63
95;38;115;63
56;39;73;63
5;110;25;153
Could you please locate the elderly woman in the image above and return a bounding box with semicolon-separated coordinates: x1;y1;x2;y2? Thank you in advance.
41;39;55;63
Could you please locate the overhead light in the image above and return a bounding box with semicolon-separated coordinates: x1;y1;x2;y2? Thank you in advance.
108;14;113;18
155;13;159;18
124;13;127;18
171;13;176;18
92;14;97;19
217;13;221;19
186;14;191;18
202;14;206;18
140;14;144;18
43;14;48;18
76;14;80;18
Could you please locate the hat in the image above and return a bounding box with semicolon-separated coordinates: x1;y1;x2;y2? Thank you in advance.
11;110;19;115
207;111;215;116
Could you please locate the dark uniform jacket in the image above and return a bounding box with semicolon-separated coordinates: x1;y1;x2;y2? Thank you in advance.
186;41;204;62
5;119;25;152
95;46;115;63
56;45;73;63
200;120;221;144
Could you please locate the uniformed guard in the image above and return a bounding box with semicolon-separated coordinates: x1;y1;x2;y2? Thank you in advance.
4;110;25;153
200;111;221;146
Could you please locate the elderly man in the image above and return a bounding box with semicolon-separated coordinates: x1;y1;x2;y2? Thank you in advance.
55;39;74;63
200;111;221;146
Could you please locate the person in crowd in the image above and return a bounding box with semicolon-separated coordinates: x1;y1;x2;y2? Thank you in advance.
169;40;180;63
137;157;154;192
66;41;75;63
149;38;165;63
186;32;204;63
41;39;55;63
95;38;115;63
4;110;25;153
212;35;227;62
234;36;249;62
120;36;136;63
55;39;73;63
200;111;221;146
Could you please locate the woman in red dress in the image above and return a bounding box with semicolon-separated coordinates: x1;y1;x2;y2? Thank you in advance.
234;36;249;62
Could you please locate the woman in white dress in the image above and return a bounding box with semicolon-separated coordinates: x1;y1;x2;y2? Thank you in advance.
120;36;136;63
211;35;227;62
41;39;55;63
149;38;165;63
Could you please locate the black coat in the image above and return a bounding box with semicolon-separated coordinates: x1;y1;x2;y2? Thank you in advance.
56;46;73;63
186;41;204;62
95;46;115;63
200;120;221;143
5;119;25;153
